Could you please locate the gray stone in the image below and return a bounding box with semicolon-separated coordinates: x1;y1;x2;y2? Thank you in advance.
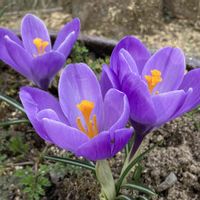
157;172;178;192
72;0;163;37
164;0;200;21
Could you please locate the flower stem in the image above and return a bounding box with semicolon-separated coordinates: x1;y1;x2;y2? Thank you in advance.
116;133;144;195
96;160;116;200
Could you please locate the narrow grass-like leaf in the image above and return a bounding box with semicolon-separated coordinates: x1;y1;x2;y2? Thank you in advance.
44;155;95;171
116;145;156;193
0;119;29;127
125;144;129;158
116;194;135;200
132;163;143;182
137;195;149;200
0;93;25;113
121;183;156;196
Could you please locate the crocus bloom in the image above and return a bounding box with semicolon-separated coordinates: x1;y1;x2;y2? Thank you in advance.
0;14;80;89
19;63;132;161
100;36;200;155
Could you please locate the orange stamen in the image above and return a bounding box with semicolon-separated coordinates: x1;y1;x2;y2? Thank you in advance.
33;38;49;55
76;100;98;138
145;69;162;94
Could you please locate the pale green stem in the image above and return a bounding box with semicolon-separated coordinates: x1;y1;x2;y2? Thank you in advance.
96;160;116;200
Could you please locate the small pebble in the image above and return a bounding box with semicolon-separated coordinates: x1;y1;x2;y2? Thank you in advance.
157;172;178;192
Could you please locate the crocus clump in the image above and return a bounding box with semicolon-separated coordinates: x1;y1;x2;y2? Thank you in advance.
0;14;80;89
100;36;200;155
19;63;133;161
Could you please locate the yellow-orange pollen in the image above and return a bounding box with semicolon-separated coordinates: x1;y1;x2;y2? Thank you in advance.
76;100;98;139
144;69;162;94
33;38;49;55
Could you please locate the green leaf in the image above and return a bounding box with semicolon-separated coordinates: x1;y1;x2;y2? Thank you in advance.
44;155;95;171
0;93;25;113
116;145;156;193
132;163;143;182
39;177;51;187
137;195;149;200
8;135;29;155
96;160;116;200
116;194;135;200
125;143;129;159
121;183;156;196
0;119;29;127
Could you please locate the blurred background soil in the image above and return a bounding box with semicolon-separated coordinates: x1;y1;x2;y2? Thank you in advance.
0;0;200;200
1;0;200;57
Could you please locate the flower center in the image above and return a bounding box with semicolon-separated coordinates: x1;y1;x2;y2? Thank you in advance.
33;38;49;55
145;69;162;94
76;100;98;139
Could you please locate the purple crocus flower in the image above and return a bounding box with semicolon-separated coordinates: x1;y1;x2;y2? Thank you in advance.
0;14;80;90
19;63;132;161
100;36;200;156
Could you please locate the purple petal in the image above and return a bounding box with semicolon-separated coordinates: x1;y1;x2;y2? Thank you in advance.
76;131;111;160
59;63;104;130
5;36;32;80
76;128;132;161
110;36;151;74
152;90;187;126
110;128;133;156
20;86;68;142
36;108;63;142
99;64;120;97
176;68;200;116
103;89;130;131
142;47;185;93
37;109;60;122
21;14;51;55
118;48;139;82
0;28;22;67
20;86;67;124
31;51;65;89
55;32;77;58
42;118;89;153
122;73;157;124
130;120;152;136
53;18;80;52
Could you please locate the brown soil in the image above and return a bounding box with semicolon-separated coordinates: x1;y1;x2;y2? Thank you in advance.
143;115;200;200
0;62;200;200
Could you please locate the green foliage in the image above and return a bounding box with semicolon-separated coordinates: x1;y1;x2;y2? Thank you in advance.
132;162;143;183
0;154;7;175
45;155;95;171
8;135;29;155
0;154;7;163
0;119;29;127
0;131;9;153
121;183;156;197
68;41;110;73
116;145;157;199
15;165;51;200
0;130;29;157
0;93;25;113
96;160;116;200
88;57;110;73
69;42;89;63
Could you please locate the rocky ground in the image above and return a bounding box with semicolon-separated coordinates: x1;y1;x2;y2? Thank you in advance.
0;42;200;199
